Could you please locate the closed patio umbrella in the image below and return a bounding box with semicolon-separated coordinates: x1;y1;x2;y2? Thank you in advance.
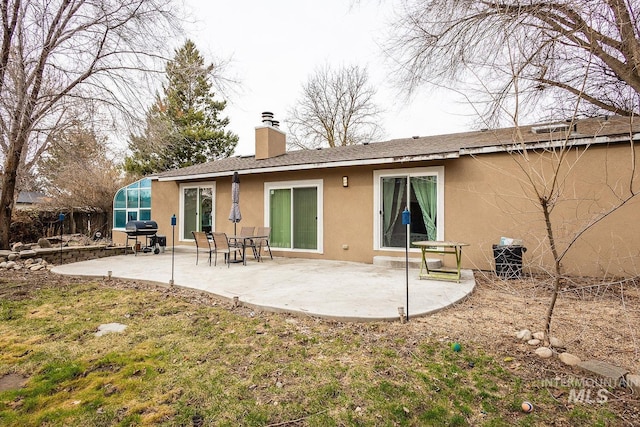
229;172;241;236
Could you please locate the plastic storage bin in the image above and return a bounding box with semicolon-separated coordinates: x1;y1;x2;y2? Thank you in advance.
492;244;526;279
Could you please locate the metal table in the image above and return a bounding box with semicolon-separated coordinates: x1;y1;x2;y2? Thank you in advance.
412;241;469;282
228;235;269;265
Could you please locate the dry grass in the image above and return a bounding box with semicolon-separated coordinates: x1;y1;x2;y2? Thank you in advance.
0;269;639;426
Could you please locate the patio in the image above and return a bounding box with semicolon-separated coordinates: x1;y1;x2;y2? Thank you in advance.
51;247;476;322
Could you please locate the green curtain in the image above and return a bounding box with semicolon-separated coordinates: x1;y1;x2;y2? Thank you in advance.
293;187;317;249
270;189;292;248
411;176;437;240
382;177;405;247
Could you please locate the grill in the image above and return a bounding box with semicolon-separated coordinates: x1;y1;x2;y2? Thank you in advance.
125;220;160;254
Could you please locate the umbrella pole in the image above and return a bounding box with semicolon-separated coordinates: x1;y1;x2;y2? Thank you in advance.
234;222;238;261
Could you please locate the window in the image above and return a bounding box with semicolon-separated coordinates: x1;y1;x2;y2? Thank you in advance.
373;167;444;250
264;180;323;252
113;178;152;229
180;183;215;240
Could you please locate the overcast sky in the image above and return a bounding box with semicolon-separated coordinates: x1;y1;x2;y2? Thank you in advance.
183;0;476;155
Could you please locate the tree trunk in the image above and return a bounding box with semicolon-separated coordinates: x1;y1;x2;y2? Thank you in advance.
0;137;26;249
541;197;563;343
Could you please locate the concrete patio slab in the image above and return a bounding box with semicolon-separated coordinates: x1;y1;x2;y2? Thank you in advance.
51;247;476;322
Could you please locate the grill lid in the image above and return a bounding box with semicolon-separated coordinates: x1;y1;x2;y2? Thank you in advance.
125;220;158;235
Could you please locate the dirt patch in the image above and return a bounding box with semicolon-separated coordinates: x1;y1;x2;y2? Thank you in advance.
0;373;28;392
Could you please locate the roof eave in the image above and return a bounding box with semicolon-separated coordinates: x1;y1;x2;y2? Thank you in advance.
460;133;640;156
156;152;460;182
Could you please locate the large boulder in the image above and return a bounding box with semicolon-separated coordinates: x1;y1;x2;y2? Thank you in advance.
37;238;52;249
11;242;27;252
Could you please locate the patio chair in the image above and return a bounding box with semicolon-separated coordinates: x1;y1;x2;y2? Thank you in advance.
192;231;213;266
211;232;243;267
254;226;273;261
229;226;257;260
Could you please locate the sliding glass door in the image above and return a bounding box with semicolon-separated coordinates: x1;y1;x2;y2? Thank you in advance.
266;180;322;252
375;168;444;250
181;184;214;240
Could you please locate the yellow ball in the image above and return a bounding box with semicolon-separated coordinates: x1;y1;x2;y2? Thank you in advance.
521;401;533;413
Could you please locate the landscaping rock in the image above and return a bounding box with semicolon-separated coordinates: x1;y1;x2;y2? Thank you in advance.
37;238;52;248
7;253;18;261
549;336;564;348
13;264;22;270
535;347;553;358
95;323;127;337
559;352;581;366
19;249;37;257
527;339;541;346
626;374;640;394
0;262;6;269
532;331;545;340
578;360;628;386
6;261;16;269
29;264;43;271
516;329;532;341
11;242;25;252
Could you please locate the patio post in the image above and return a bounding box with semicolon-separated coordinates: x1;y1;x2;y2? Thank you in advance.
170;214;176;285
58;213;64;265
402;207;411;321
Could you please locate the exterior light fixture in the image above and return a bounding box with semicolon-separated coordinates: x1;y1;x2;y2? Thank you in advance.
342;176;348;187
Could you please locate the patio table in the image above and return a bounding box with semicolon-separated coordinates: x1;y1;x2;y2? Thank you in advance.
228;234;269;265
412;241;469;282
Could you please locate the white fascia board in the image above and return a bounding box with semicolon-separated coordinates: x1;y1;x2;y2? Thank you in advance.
156;152;460;182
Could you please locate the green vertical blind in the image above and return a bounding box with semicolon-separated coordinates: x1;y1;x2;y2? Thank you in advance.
269;189;292;248
293;187;317;249
269;186;317;250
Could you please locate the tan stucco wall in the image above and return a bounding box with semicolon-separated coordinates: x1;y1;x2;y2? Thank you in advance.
443;143;640;277
119;141;639;278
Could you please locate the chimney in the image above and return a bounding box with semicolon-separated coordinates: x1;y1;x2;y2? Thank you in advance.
255;111;286;160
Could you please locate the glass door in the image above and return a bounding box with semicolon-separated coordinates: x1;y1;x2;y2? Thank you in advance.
181;184;214;240
269;186;317;249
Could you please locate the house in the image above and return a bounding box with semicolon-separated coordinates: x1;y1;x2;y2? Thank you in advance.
113;114;640;278
15;191;48;210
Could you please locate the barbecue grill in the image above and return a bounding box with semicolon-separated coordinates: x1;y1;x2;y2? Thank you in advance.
125;220;160;254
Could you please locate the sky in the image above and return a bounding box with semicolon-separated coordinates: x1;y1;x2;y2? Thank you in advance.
182;0;476;156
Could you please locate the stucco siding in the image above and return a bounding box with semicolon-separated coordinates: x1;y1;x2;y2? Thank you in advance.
118;140;639;278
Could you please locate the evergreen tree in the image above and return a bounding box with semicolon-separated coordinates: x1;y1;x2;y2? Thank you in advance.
125;40;238;176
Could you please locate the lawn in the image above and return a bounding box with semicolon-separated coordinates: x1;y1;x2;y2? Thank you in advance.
0;271;636;426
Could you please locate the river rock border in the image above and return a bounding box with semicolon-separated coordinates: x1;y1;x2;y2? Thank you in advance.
516;328;640;395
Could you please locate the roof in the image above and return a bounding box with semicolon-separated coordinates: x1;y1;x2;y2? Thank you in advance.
16;191;47;204
157;116;640;181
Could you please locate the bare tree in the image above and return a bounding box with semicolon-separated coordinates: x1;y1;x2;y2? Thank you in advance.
385;0;640;342
0;0;182;249
286;64;383;149
37;118;123;215
386;0;640;126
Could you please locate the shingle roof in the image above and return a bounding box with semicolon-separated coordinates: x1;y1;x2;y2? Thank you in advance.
157;116;640;180
16;191;47;204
